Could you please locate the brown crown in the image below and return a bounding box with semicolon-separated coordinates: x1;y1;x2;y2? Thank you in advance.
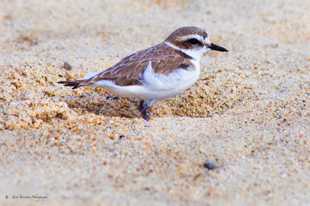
165;26;208;42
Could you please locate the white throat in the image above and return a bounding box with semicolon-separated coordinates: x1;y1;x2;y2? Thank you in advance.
164;41;207;61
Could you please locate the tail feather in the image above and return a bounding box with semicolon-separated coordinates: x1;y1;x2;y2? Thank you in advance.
57;79;90;89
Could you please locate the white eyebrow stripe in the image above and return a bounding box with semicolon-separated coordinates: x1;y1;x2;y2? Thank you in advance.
177;34;204;42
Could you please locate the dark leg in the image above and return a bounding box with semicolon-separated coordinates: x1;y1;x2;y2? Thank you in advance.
138;100;155;121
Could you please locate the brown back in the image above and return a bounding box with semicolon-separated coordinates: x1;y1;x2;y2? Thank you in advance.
91;43;193;86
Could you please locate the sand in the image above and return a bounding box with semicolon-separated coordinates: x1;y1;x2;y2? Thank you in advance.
0;0;309;205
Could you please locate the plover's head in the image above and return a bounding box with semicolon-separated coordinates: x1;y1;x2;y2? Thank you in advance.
165;26;228;60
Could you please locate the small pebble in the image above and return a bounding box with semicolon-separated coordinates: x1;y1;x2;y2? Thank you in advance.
203;160;217;170
63;62;72;70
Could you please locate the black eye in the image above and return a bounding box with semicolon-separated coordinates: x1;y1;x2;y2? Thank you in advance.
186;38;202;45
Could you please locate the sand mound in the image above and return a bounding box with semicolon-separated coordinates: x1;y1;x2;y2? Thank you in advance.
0;63;254;131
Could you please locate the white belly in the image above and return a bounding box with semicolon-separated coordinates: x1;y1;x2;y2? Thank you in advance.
94;60;200;100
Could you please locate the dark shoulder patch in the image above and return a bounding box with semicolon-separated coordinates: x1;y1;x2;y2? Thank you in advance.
179;63;190;69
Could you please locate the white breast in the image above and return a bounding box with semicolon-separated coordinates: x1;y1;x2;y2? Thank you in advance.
141;61;200;99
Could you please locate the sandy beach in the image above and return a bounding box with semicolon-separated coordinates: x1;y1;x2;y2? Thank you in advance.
0;0;309;205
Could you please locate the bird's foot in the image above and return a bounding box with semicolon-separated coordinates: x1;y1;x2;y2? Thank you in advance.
141;110;151;121
139;100;152;121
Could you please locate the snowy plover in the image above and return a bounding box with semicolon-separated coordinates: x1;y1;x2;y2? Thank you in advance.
58;26;228;120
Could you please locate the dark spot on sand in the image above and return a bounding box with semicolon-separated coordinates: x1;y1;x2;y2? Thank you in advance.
63;62;72;70
203;160;218;170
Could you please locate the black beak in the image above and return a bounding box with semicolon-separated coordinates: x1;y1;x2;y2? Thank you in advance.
208;43;228;52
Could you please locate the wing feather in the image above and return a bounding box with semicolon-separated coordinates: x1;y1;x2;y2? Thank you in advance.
91;43;193;86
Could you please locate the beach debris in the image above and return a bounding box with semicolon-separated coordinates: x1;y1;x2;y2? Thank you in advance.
63;62;72;71
203;160;218;170
118;134;125;140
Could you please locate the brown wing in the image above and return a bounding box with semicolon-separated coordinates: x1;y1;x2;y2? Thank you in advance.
90;43;193;86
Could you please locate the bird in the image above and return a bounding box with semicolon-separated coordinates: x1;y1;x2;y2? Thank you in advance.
58;26;228;121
